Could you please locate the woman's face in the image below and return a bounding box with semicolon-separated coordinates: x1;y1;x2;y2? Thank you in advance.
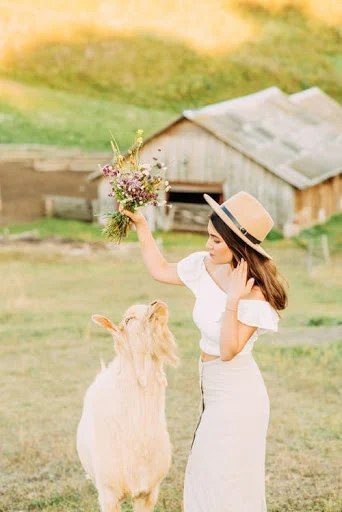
205;220;234;264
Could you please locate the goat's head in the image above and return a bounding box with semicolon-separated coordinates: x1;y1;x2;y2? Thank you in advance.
92;300;179;387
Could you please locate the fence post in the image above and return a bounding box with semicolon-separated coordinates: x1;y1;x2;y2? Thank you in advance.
45;197;54;217
321;234;330;265
306;238;313;275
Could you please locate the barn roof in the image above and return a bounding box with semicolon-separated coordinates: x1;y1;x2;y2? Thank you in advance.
183;87;342;189
88;87;342;189
289;87;342;130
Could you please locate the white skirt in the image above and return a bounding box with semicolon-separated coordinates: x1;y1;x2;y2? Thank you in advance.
183;353;270;512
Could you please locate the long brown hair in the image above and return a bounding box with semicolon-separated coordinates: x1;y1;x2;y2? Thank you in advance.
209;212;288;314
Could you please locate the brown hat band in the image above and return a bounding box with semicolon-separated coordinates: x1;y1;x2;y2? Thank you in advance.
221;205;262;245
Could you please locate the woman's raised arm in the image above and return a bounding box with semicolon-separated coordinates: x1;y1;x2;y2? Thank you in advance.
119;205;183;286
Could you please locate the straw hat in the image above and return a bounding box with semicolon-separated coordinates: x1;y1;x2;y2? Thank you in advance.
203;191;274;260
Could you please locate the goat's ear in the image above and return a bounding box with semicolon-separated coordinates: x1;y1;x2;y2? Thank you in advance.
92;314;120;335
147;300;168;321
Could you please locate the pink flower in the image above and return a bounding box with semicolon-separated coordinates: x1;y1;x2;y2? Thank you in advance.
102;165;113;177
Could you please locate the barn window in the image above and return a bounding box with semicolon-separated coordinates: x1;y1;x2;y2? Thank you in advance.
168;191;221;204
164;183;223;227
162;183;223;231
166;183;222;206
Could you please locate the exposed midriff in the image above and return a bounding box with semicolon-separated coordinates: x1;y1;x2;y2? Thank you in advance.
200;351;220;363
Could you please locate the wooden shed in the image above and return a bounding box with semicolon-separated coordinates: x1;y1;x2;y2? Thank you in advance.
0;145;111;225
89;87;342;234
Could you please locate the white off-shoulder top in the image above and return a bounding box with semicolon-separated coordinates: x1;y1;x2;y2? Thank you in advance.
177;251;279;357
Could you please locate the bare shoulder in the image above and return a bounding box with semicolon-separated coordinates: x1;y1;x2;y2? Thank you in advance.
244;285;267;302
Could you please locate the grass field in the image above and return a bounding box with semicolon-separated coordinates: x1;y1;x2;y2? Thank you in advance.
1;1;342;148
1;1;342;507
0;79;174;151
0;220;341;511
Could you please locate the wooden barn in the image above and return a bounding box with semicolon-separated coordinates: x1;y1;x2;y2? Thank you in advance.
0;145;111;226
88;87;342;234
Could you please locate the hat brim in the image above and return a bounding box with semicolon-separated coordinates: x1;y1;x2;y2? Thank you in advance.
203;193;273;260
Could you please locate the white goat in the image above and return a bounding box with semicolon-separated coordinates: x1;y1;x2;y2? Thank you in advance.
76;300;179;512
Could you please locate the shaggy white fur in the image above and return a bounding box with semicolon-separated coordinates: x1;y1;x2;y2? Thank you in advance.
76;300;179;512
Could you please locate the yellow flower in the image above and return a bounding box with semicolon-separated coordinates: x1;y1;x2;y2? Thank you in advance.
137;129;143;135
136;137;143;144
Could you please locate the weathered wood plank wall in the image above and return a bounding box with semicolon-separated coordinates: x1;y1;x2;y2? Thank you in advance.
44;195;93;222
95;120;341;231
294;174;342;225
137;120;295;229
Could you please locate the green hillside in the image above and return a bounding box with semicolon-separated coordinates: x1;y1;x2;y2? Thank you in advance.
0;1;342;148
0;79;174;150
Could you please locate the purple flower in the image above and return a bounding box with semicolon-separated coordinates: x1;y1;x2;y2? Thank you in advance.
102;164;113;177
129;179;142;190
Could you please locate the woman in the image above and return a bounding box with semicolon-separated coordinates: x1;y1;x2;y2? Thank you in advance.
119;190;288;512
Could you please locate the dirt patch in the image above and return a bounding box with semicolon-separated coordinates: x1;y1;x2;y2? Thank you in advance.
0;236;142;257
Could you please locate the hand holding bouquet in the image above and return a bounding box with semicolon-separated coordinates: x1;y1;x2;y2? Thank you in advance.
100;130;171;243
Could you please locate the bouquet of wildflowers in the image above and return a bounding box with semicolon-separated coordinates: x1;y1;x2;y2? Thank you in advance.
99;129;171;243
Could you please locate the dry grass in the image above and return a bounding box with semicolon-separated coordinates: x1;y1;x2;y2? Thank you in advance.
239;0;342;25
0;237;341;511
1;1;342;149
1;0;341;61
1;0;342;116
0;0;256;58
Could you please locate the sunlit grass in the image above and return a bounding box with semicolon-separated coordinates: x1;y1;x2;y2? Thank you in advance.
1;2;341;148
241;0;342;25
1;0;341;65
0;79;174;149
0;0;257;58
0;233;341;510
1;5;341;116
0;217;206;247
2;214;342;327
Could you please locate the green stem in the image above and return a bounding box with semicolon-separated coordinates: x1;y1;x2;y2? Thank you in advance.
101;211;132;244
